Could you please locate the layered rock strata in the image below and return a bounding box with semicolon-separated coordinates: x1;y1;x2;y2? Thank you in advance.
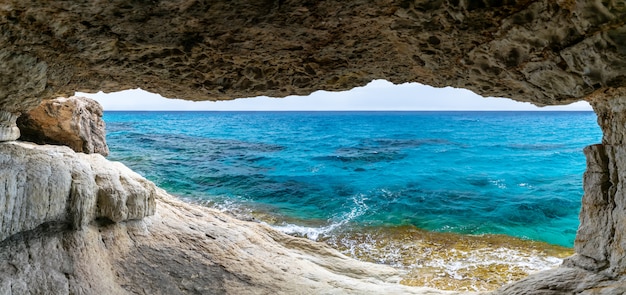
17;96;109;156
0;142;154;242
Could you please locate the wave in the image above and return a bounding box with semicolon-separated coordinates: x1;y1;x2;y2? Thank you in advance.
268;216;571;292
235;192;573;292
271;194;370;240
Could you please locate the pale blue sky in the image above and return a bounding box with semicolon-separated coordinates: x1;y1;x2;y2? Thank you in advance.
77;79;592;111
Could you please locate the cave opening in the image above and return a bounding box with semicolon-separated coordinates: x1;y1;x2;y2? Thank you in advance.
75;82;601;291
2;0;625;292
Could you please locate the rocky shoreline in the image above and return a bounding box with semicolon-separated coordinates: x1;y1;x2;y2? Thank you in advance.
0;141;468;295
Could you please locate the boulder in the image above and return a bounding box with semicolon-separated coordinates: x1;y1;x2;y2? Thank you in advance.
17;96;109;156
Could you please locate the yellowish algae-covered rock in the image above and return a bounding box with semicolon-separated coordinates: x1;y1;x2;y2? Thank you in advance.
319;226;573;292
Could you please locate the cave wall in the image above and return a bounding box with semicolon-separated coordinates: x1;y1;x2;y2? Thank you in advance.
1;0;625;113
2;0;626;293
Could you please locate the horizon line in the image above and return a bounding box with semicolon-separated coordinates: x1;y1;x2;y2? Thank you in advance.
102;109;595;112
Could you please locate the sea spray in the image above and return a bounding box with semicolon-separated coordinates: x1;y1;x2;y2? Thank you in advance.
187;195;572;291
271;193;370;240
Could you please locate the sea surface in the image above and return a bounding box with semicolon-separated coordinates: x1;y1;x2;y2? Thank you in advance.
103;111;602;291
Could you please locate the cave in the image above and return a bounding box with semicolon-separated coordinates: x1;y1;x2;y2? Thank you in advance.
2;0;626;294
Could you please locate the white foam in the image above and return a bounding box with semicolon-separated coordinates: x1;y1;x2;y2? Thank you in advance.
412;247;563;283
271;194;370;240
195;193;564;291
490;179;508;189
190;195;256;220
324;230;565;291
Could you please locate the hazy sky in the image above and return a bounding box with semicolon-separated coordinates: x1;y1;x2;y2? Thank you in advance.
77;79;592;111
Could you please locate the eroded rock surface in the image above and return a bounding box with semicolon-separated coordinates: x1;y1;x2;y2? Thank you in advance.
578;89;626;274
0;142;465;295
0;111;20;141
492;89;626;294
17;96;109;156
0;142;153;242
1;0;625;112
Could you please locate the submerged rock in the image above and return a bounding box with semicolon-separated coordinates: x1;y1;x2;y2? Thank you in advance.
0;142;464;295
17;96;109;156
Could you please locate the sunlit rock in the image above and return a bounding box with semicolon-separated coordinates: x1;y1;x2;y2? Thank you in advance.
17;96;109;156
0;142;155;242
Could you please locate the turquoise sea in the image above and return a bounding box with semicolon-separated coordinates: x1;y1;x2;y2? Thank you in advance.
103;111;602;291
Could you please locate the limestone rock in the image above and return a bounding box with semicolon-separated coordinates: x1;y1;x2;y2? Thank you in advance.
0;111;20;141
0;194;464;295
0;142;154;243
17;96;109;156
0;142;81;242
0;141;466;295
0;1;625;113
493;267;611;295
0;48;48;113
572;144;612;269
492;90;626;293
2;0;626;294
89;155;157;223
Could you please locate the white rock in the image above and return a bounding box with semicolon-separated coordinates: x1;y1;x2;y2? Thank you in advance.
0;111;20;142
0;141;155;242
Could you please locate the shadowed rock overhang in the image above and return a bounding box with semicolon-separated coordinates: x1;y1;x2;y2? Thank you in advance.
1;0;625;111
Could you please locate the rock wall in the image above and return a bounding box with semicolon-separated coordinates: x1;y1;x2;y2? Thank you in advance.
2;0;626;294
0;142;154;242
0;111;20;141
578;89;626;272
494;89;626;293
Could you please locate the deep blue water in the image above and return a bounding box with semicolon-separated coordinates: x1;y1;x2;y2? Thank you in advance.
103;111;602;247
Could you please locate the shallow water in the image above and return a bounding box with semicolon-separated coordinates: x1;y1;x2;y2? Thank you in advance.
321;226;573;291
104;111;600;290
